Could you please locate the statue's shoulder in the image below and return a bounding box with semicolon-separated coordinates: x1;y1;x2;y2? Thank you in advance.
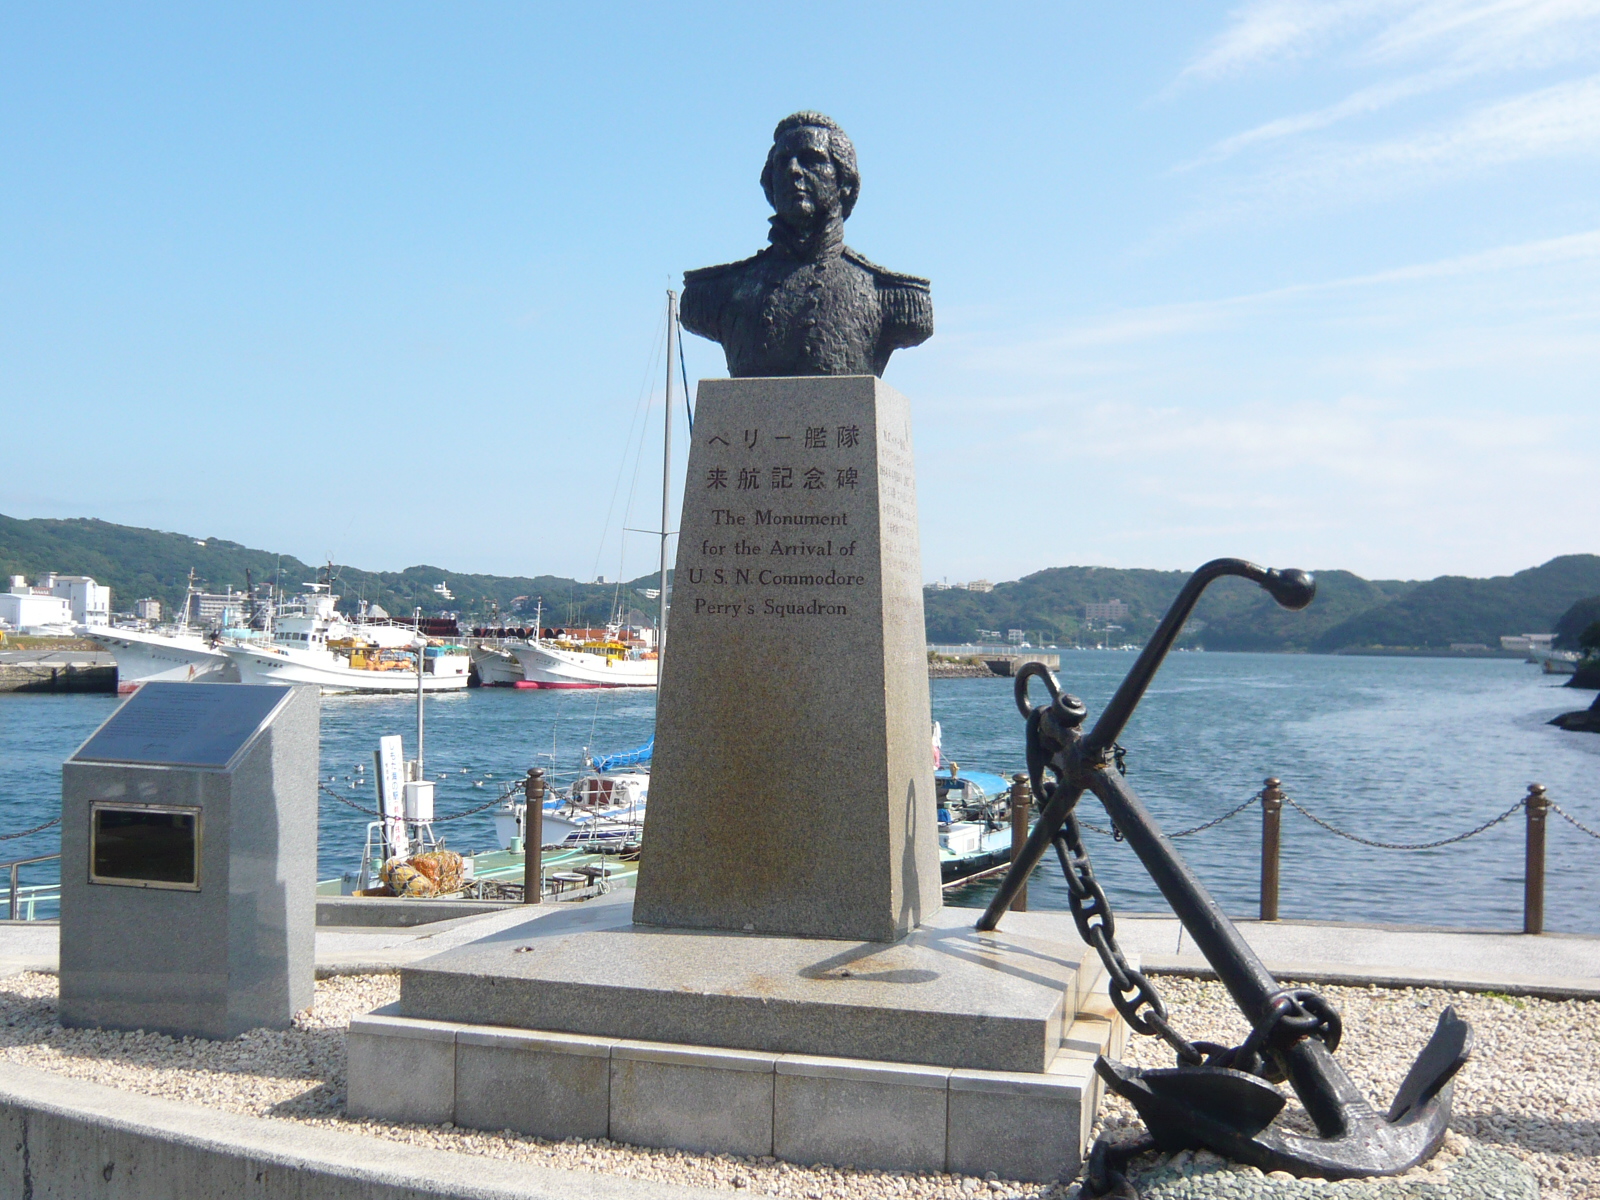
683;251;769;287
842;248;931;294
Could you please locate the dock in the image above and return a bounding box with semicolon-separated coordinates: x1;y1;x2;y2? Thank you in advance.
0;649;116;693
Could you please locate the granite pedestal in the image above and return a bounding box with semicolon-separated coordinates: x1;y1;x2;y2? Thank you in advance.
59;682;318;1039
399;892;1085;1073
633;376;941;943
354;897;1124;1181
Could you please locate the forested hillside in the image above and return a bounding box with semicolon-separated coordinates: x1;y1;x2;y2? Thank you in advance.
4;514;1595;651
0;515;654;628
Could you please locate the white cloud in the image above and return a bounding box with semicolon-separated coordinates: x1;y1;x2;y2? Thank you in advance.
1183;0;1399;81
1182;0;1600;169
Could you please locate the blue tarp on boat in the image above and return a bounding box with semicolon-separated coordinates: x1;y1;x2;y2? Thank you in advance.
591;737;653;774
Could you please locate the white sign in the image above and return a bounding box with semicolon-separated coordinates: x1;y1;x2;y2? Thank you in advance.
375;735;408;859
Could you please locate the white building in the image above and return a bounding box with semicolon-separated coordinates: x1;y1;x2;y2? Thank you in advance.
1;573;111;632
1500;634;1556;652
2;576;71;632
965;579;994;593
134;597;163;622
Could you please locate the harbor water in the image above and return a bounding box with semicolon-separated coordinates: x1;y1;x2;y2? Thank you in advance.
2;653;1596;932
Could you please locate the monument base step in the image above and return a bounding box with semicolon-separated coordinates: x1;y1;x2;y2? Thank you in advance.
395;893;1094;1074
347;976;1125;1183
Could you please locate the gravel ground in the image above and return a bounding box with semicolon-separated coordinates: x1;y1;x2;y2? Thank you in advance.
0;972;1590;1198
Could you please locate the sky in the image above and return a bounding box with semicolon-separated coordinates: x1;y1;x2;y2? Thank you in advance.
3;2;1597;587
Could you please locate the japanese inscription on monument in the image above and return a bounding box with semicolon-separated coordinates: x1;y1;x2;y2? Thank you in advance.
634;375;939;942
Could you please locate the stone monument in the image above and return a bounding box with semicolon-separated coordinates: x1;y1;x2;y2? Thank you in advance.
59;681;318;1040
350;117;1118;1183
632;375;941;941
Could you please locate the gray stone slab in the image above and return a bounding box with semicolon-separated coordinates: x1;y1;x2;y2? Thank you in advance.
455;1027;614;1140
633;376;941;943
947;1061;1097;1183
399;893;1086;1073
58;683;317;1040
609;1042;776;1157
346;1008;461;1124
774;1055;949;1172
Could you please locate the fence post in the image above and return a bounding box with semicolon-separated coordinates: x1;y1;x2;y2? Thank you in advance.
1259;777;1283;922
1524;783;1549;935
523;768;546;904
1009;773;1031;913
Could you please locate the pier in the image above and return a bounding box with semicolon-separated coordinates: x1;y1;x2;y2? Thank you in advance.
0;649;117;693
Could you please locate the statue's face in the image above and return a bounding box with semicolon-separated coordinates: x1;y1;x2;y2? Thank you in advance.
768;126;841;225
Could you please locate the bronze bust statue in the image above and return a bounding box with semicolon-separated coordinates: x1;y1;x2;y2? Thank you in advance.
681;112;933;378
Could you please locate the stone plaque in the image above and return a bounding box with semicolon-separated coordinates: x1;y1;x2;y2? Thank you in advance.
633;375;941;942
75;682;292;768
60;682;319;1039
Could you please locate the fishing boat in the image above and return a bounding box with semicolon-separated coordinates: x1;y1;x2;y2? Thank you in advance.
936;765;1020;882
469;643;525;686
222;583;470;695
505;626;659;689
79;572;238;692
494;738;652;847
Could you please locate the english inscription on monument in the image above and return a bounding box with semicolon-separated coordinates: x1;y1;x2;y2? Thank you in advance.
633;375;941;942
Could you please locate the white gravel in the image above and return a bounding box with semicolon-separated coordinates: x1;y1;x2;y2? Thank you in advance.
0;971;1591;1199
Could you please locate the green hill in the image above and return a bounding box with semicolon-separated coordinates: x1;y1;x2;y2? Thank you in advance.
0;514;657;628
4;513;1594;651
1311;556;1600;651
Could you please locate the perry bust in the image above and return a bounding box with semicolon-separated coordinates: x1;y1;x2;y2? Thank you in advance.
680;112;933;378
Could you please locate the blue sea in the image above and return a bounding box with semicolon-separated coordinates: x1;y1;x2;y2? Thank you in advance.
3;653;1596;932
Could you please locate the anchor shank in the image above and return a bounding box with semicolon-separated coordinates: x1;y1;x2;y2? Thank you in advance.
1084;766;1280;1017
1085;766;1359;1138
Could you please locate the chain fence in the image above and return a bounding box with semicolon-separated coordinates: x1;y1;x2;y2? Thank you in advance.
316;780;521;824
1552;800;1600;841
0;815;61;842
1280;793;1525;850
1074;788;1555;851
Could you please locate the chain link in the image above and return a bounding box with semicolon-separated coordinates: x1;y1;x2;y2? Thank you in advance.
1078;792;1259;840
1282;794;1523;850
0;815;62;841
1551;800;1600;841
316;781;520;823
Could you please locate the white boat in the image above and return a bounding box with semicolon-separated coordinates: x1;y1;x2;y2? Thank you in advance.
80;624;238;693
495;769;649;848
470;644;526;687
222;585;470;695
506;632;659;689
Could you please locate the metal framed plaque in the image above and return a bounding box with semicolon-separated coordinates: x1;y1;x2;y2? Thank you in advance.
89;802;203;891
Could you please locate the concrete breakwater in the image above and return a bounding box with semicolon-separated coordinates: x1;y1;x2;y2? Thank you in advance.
0;650;116;693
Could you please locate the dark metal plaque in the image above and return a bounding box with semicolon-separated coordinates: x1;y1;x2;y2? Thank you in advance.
73;682;291;768
90;803;202;890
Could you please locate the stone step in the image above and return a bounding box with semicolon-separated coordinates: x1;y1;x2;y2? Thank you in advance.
348;965;1126;1183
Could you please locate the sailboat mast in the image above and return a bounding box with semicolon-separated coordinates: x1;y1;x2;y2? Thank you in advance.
658;290;676;655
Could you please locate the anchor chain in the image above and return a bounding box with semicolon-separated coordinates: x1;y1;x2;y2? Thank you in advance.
1022;688;1342;1078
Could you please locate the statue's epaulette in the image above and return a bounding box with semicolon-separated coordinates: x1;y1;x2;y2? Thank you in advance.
683;253;764;284
842;248;932;292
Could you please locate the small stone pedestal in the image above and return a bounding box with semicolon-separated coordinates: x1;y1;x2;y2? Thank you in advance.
59;681;318;1040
